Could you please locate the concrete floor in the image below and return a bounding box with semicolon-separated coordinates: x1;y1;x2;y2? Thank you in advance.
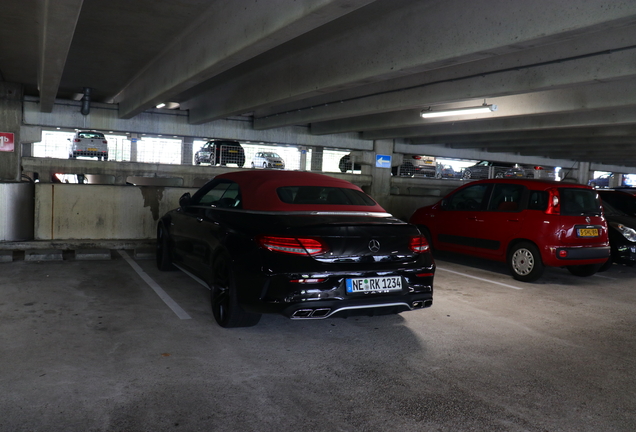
1;250;635;431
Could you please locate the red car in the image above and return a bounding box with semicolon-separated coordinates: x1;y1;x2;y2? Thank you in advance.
410;178;610;282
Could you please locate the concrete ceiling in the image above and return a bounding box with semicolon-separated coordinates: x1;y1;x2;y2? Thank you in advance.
3;0;636;167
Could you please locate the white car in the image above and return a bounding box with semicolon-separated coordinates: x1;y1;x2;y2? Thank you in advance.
68;131;108;160
251;152;285;169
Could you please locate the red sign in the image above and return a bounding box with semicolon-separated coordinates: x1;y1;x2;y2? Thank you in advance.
0;132;15;152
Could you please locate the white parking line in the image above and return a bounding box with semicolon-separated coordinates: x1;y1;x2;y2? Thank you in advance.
118;250;192;320
594;273;618;280
436;266;523;290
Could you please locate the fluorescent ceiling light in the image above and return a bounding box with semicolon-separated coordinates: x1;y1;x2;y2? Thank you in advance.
421;103;497;118
156;103;166;109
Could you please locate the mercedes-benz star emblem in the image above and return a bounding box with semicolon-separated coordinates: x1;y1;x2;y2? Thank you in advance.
368;239;381;252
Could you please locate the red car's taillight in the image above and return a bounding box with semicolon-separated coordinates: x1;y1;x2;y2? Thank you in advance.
545;188;560;215
409;235;430;253
255;235;328;256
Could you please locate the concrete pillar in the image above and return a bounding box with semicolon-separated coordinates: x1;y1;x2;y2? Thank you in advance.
310;146;323;171
577;161;591;185
130;133;139;162
182;137;194;165
610;173;623;188
0;83;23;181
369;139;394;208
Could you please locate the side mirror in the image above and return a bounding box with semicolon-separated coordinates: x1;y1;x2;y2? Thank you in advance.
440;198;448;210
179;192;192;208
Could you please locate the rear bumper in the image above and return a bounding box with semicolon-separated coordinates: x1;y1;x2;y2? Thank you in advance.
542;245;610;267
236;265;435;319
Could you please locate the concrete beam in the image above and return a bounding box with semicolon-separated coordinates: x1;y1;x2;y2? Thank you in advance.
453;139;636;152
419;126;636;146
310;78;636;134
263;46;636;131
37;0;83;112
23;97;372;151
254;24;636;122
363;107;636;140
186;0;636;124
113;0;375;119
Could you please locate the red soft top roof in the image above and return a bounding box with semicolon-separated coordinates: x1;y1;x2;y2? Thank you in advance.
215;170;386;213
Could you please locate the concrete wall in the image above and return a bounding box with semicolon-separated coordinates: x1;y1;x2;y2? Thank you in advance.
31;179;459;241
34;184;198;240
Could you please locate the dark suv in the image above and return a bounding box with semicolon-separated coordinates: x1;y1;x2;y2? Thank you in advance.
195;140;245;167
410;179;610;282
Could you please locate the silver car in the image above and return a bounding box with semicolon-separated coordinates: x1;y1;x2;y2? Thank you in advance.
251;152;285;169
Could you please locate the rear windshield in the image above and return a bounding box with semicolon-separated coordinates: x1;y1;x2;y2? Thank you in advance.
559;188;602;216
78;132;105;139
277;186;377;206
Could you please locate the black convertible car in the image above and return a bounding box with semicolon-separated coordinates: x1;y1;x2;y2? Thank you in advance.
157;170;435;327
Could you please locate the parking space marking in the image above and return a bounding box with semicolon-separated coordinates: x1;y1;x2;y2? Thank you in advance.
436;266;523;290
594;273;618;280
118;250;192;320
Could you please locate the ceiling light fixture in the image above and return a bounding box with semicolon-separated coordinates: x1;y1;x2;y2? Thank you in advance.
156;103;166;109
420;102;497;118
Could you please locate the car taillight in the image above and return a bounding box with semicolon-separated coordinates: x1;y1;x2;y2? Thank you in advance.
534;166;544;170
102;140;108;144
74;138;81;142
409;235;430;253
413;155;422;160
255;235;328;256
546;188;560;215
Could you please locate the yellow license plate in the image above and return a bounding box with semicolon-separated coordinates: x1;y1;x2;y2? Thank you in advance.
87;147;97;151
578;228;598;237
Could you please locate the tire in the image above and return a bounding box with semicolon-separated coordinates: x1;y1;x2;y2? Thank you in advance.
251;162;255;168
597;257;613;273
156;225;176;271
209;255;261;328
508;242;544;282
567;264;601;277
263;162;267;169
462;170;472;179
495;171;504;179
435;172;442;179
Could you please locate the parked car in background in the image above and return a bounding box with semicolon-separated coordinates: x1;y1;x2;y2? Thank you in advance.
598;189;636;218
436;164;456;179
598;201;636;270
588;174;613;188
410;178;609;282
157;170;435;327
195;140;246;167
392;155;437;177
68;131;108;160
251;152;285;169
339;154;362;172
461;161;527;180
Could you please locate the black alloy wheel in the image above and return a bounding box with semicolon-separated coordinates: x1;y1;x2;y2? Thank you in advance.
210;255;261;328
508;242;544;282
156;225;176;271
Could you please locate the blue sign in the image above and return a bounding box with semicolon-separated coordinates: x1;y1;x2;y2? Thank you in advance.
376;154;392;168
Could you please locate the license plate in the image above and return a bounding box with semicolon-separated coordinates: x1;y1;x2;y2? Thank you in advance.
578;228;598;237
87;148;97;151
346;276;402;294
229;150;238;153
